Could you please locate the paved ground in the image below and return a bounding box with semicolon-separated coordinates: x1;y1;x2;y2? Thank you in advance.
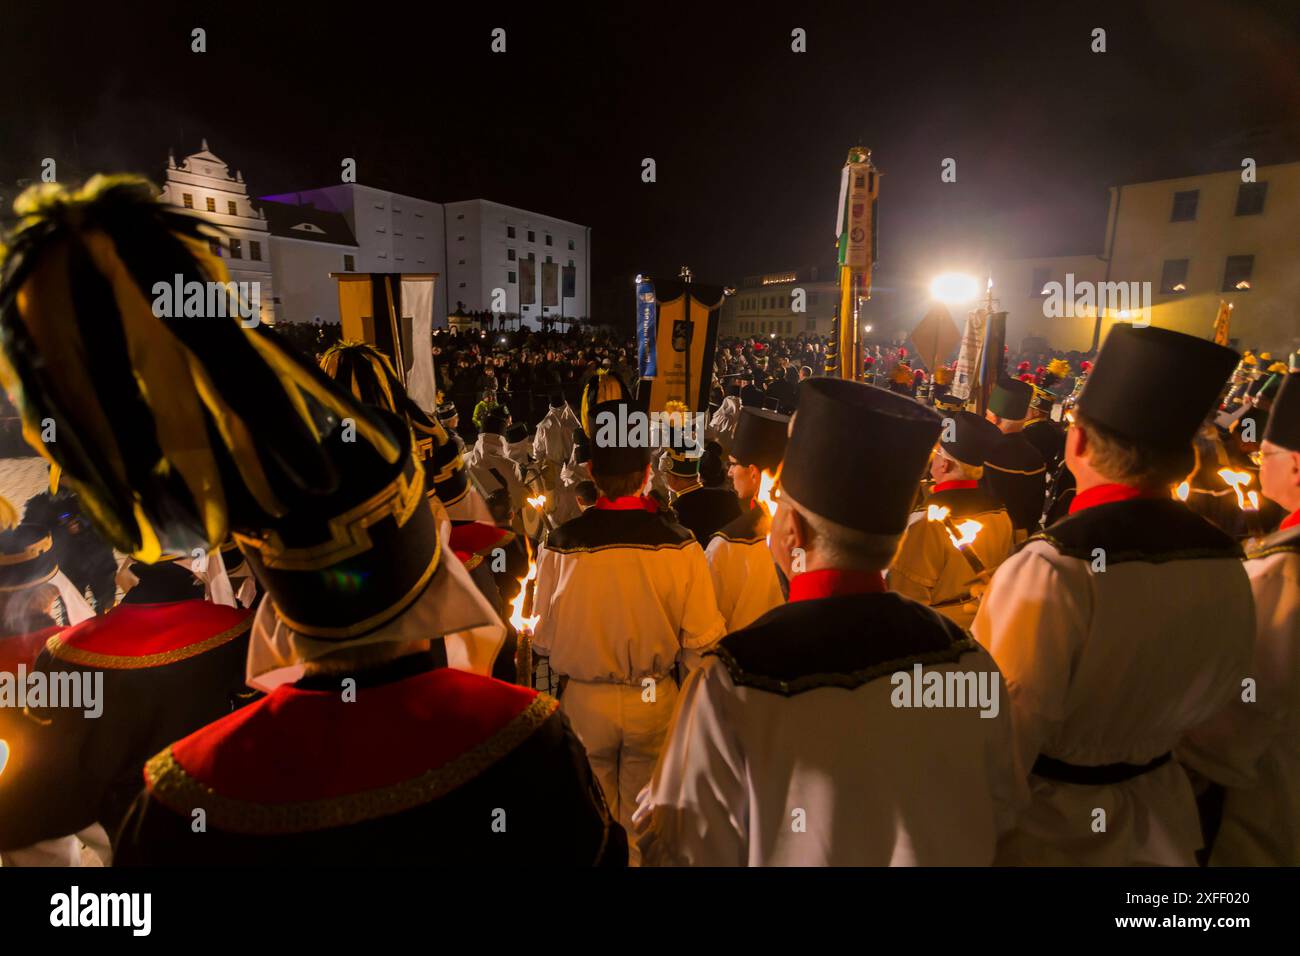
0;456;50;515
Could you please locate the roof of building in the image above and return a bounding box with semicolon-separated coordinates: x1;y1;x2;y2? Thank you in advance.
259;200;358;246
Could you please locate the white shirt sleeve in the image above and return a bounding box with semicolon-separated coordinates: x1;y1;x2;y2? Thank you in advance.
679;542;727;651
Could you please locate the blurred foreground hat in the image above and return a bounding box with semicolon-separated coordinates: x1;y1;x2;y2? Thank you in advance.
730;407;789;472
782;380;941;536
1263;373;1300;453
988;377;1032;420
938;410;1001;467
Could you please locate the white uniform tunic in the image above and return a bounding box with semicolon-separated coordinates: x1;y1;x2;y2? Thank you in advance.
465;432;528;513
637;573;1026;866
973;490;1254;865
533;404;581;467
706;503;784;633
1180;519;1300;865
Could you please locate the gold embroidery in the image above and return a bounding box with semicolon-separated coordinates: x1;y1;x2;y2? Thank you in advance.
234;457;425;571
45;616;252;670
0;533;52;565
144;693;559;834
543;539;696;556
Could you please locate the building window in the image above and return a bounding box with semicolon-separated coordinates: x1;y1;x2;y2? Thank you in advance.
249;240;261;261
227;200;237;215
508;271;517;284
457;213;464;220
206;197;216;213
458;281;466;288
457;259;466;265
507;226;516;238
344;254;355;271
228;238;242;259
508;249;516;261
1159;259;1189;294
209;239;221;257
807;318;816;331
568;259;574;267
1222;255;1254;292
568;239;575;250
527;230;535;242
545;255;552;263
182;193;194;209
527;252;535;261
1235;182;1268;216
761;297;768;309
1170;190;1199;222
457;235;465;241
545;234;552;246
1031;266;1052;296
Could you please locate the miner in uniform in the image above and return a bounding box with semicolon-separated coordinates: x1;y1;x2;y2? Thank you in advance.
973;325;1252;866
1023;385;1066;474
707;407;790;632
533;375;725;858
0;176;622;867
982;378;1049;538
534;391;582;469
1180;371;1300;865
890;411;1014;628
635;379;1025;865
664;439;740;544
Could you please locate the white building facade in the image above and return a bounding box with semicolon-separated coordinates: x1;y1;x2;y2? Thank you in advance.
159;141;276;325
443;199;590;328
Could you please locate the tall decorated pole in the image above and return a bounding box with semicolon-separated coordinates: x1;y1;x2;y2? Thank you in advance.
826;146;879;380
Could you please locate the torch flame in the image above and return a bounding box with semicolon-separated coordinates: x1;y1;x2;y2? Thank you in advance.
927;505;983;550
1174;481;1190;501
526;494;547;510
755;469;781;518
927;505;951;522
508;547;540;634
1217;468;1257;511
1247;490;1260;511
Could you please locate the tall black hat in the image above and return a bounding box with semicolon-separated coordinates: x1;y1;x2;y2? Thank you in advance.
988;377;1033;420
1077;326;1238;450
666;439;703;478
588;400;651;474
480;409;508;435
123;560;205;603
0;524;57;592
505;422;530;444
937;410;1001;467
1029;386;1056;415
783;380;942;536
730;407;789;471
1263;373;1300;453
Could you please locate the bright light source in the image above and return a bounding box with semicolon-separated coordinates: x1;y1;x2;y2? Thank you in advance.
930;272;980;305
770;333;776;339
863;324;873;333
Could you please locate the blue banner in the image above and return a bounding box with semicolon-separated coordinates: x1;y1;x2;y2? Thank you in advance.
636;277;658;378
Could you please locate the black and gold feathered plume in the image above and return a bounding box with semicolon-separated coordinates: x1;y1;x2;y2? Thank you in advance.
0;176;401;562
580;368;630;437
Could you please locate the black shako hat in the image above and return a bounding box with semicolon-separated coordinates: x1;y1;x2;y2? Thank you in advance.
0;524;57;592
989;377;1033;420
938;410;1001;467
1263;373;1300;452
730;407;790;472
666;439;703;478
782;380;942;536
1078;325;1238;450
588;400;652;475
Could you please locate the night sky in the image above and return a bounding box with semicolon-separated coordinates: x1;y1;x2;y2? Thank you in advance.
3;0;1298;330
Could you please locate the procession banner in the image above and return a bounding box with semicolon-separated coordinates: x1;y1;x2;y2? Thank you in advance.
542;261;560;307
975;311;1008;415
640;277;724;413
636;277;658;378
400;276;437;413
1212;300;1232;346
334;272;410;380
519;258;536;305
910;304;962;372
951;309;985;401
562;264;576;299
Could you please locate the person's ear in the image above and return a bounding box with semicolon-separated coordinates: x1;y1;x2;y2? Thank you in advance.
788;504;813;554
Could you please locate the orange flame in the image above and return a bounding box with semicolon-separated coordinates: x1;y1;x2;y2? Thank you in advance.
526;494;547;510
1174;481;1190;501
1247;490;1260;511
927;505;983;549
755;469;781;518
1217;468;1258;511
508;546;540;634
0;738;9;778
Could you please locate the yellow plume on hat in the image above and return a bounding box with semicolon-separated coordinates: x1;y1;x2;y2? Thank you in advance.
1046;358;1070;379
580;367;630;436
0;494;16;531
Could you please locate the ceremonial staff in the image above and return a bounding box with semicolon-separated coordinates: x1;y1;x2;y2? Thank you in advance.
827;147;879;380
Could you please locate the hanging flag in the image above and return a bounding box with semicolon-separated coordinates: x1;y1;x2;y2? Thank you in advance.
562;264;576;299
638;276;723;412
401;276;437;414
333;272;438;411
519;258;537;305
1213;299;1233;346
975;311;1008;416
636;277;658;378
542;261;560;307
951;310;985;401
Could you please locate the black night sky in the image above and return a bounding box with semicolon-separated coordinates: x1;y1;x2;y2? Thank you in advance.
2;0;1298;330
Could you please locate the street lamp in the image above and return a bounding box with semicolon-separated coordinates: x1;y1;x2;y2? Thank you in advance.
929;272;980;306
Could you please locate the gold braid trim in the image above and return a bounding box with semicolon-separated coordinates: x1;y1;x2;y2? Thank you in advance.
45;616;251;670
144;693;560;834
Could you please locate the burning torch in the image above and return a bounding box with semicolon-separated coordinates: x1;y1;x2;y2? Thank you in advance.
508;540;541;687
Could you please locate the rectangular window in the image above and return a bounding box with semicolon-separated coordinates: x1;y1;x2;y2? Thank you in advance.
183;193;194;209
527;230;535;242
508;249;516;261
568;259;574;267
545;234;552;246
1222;255;1255;292
209;239;221;257
568;239;575;250
457;235;465;242
344;254;355;271
1170;190;1199;222
206;197;216;213
457;213;465;220
527;252;535;261
1235;182;1268;216
807;318;816;331
227;200;237;215
507;226;516;238
508;271;517;284
1031;266;1052;296
457;259;466;266
545;255;552;263
1159;259;1190;294
249;240;261;261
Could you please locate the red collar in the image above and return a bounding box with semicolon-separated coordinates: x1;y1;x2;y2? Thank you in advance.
594;495;656;512
1068;482;1163;515
932;480;979;493
1281;509;1300;531
789;569;887;603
